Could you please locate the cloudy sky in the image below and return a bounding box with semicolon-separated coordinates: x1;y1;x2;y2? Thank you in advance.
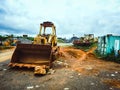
0;0;120;38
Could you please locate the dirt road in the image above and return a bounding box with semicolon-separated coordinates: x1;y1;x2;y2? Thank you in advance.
0;46;120;90
0;50;14;62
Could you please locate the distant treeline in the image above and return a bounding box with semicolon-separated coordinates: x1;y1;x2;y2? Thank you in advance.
0;34;34;41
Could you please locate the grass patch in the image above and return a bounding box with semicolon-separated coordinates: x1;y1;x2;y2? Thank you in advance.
73;43;97;52
95;50;120;63
57;39;65;43
103;54;120;63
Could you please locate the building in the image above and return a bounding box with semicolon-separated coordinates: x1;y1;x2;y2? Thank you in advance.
97;34;120;56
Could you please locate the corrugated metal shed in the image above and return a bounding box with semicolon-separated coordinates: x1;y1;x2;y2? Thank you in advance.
97;34;120;56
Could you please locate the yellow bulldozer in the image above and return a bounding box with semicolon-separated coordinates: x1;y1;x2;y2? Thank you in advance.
34;21;57;47
9;21;59;75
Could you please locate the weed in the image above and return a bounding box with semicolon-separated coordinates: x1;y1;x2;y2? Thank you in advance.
73;43;97;52
95;49;120;63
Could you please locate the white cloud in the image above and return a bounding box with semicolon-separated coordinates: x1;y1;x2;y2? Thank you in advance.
0;0;120;38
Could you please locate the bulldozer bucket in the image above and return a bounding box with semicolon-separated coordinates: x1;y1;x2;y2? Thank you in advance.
9;44;53;68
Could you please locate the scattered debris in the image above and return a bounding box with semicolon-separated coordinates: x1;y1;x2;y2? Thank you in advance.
86;66;93;70
47;69;55;74
1;44;120;90
64;87;70;90
115;71;118;74
56;61;63;65
90;82;95;85
64;63;69;68
35;85;39;88
3;69;7;71
111;74;115;77
109;87;113;90
70;76;74;79
53;60;70;68
27;86;34;89
94;73;98;76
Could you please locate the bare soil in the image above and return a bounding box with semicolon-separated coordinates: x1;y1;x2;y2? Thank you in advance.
0;46;120;90
0;47;15;62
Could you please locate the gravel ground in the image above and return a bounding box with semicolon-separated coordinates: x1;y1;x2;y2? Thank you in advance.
0;45;120;90
0;62;120;90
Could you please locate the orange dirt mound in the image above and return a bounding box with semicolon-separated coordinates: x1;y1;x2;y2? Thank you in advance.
58;46;120;76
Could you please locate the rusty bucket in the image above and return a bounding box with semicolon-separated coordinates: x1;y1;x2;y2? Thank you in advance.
9;44;53;68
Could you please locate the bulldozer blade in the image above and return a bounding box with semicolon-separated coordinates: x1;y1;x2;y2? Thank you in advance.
9;44;53;68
